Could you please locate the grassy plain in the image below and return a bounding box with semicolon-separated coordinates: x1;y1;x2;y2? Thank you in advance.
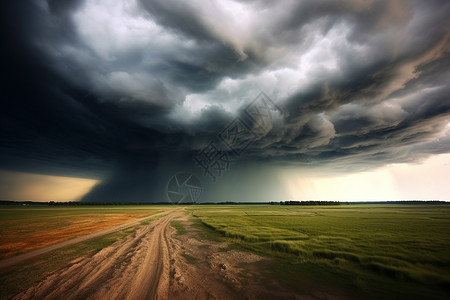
189;205;450;299
1;204;449;299
0;205;164;258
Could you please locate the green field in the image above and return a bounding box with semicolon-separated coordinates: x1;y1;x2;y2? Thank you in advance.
1;204;449;299
188;205;450;299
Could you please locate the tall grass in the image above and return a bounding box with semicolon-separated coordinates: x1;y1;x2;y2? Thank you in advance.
190;205;450;291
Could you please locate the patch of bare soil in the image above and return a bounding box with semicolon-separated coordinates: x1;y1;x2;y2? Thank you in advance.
166;214;307;300
0;212;154;259
13;213;175;300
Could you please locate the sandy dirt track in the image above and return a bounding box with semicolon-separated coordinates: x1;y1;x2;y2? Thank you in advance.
14;213;176;300
0;210;170;270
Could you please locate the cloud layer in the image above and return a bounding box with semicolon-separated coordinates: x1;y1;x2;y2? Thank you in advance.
1;0;449;201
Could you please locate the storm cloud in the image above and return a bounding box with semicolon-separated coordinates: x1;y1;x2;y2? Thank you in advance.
1;0;449;202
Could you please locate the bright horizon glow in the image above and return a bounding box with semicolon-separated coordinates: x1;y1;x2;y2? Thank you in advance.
0;171;99;202
281;153;450;201
1;154;449;203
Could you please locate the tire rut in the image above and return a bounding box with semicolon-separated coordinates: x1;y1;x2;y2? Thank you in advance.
13;212;178;300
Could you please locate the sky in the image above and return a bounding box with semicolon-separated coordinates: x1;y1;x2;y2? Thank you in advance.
1;0;449;202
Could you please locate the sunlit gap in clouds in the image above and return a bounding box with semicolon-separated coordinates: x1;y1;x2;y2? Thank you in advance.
280;152;450;201
0;171;99;202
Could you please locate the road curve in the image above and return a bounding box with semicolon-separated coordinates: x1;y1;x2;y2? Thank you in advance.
0;209;172;269
13;212;178;300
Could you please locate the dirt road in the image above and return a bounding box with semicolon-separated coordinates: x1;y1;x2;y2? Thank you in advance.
0;210;170;270
14;212;177;300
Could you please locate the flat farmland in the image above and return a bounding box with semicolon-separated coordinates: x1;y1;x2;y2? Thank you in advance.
1;204;449;299
189;205;450;299
0;205;164;259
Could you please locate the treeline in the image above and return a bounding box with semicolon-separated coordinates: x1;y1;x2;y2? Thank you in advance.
345;200;448;205
0;200;172;206
1;200;448;206
199;202;269;205
269;200;448;205
271;201;341;206
47;201;173;205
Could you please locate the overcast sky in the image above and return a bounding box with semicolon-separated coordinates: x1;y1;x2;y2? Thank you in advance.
1;0;449;202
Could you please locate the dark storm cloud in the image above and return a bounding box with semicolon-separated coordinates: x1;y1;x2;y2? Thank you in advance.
1;0;449;202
